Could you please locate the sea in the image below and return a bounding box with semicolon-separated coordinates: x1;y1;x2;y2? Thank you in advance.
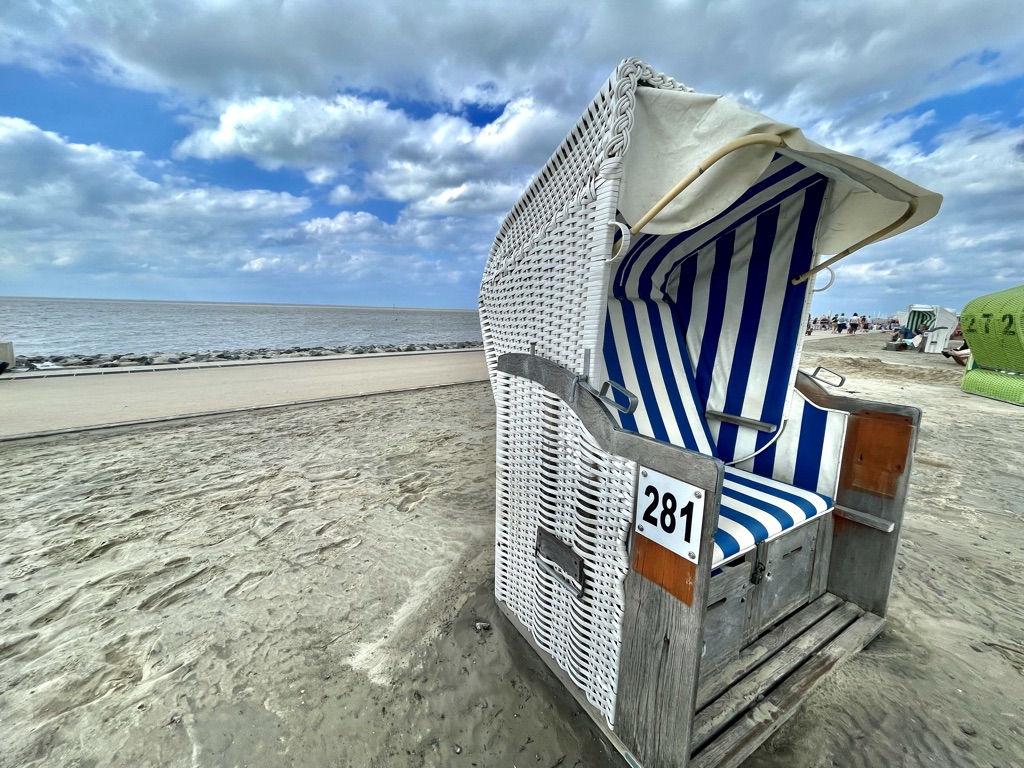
0;297;483;357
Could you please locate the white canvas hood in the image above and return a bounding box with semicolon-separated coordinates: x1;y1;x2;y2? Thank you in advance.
618;87;942;255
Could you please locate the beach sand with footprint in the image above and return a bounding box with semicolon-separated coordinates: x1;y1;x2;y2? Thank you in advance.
1;335;1022;767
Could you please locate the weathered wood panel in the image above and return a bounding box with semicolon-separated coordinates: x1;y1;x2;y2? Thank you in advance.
632;534;700;607
696;592;842;709
691;601;862;751
615;475;723;768
829;408;918;616
690;613;885;768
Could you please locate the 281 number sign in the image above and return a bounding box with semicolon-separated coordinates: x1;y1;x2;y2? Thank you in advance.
633;466;705;564
642;484;693;540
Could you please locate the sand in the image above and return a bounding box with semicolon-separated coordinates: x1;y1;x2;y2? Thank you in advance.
1;334;1022;767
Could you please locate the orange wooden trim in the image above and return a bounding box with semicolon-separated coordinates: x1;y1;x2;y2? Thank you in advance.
631;534;697;606
839;410;915;500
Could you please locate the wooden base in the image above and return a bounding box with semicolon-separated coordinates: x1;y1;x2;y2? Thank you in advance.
499;593;883;768
691;598;883;767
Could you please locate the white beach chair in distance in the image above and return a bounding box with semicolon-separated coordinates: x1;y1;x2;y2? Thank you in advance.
907;303;958;353
478;59;942;768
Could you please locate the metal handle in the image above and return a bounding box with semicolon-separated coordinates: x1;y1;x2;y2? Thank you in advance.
606;221;632;262
811;366;846;388
535;528;584;598
705;409;778;434
598;380;639;414
811;265;836;293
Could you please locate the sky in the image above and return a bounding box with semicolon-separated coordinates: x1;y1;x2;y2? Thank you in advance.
0;1;1022;314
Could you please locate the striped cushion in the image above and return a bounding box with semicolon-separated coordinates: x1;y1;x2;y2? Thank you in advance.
734;388;847;498
713;466;833;566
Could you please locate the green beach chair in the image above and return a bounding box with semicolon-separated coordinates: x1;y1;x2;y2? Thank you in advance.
959;285;1024;405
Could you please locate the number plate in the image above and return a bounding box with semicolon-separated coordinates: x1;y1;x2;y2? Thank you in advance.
634;467;705;564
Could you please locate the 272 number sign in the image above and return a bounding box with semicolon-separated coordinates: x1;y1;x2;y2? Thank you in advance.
633;467;705;564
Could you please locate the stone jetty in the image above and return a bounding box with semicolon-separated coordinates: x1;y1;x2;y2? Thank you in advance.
13;341;483;371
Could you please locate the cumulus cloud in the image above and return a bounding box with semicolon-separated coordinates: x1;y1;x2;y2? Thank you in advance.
0;117;308;275
4;1;1023;117
809;113;1024;313
0;1;1022;308
0;116;492;304
174;93;564;219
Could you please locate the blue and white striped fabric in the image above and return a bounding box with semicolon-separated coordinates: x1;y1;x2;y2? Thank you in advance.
714;466;832;566
606;156;840;477
612;156;829;466
732;389;847;498
601;155;839;561
603;297;716;455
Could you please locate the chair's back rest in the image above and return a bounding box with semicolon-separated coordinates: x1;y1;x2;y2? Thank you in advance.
961;286;1024;374
731;388;847;498
603;297;717;455
907;307;936;333
603;156;829;465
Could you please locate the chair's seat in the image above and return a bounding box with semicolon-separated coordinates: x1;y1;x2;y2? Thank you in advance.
713;467;833;567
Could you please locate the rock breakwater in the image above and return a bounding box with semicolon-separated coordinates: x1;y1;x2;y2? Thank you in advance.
13;341;483;371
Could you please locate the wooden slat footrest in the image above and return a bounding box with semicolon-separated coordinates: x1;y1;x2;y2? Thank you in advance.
696;593;844;709
690;609;885;768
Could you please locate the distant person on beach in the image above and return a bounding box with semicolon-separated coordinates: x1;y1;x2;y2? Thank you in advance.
891;324;930;351
836;313;848;334
942;338;970;366
848;313;860;334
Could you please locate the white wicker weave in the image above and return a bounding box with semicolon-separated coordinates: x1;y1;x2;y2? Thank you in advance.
480;58;691;382
481;60;692;725
493;372;636;722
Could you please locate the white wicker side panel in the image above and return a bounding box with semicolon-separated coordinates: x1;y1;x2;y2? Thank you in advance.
479;58;692;383
480;207;604;377
494;371;637;726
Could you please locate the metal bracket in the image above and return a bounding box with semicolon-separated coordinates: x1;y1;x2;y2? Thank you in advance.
751;540;770;585
535;528;585;598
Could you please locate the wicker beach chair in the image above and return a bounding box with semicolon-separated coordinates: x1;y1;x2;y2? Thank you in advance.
907;303;958;353
478;59;941;768
959;285;1024;405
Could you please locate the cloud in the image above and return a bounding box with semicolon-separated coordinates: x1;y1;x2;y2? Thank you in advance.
4;1;1023;118
0;1;1022;310
175;93;565;218
327;184;361;205
0;117;309;276
0;116;494;305
811;113;1024;312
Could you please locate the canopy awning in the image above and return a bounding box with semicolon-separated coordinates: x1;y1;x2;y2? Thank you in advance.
618;87;942;256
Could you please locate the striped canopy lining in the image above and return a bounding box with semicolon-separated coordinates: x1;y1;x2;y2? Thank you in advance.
907;310;936;332
604;156;836;566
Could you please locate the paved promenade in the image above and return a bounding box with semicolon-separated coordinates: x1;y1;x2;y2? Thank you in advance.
0;349;488;439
